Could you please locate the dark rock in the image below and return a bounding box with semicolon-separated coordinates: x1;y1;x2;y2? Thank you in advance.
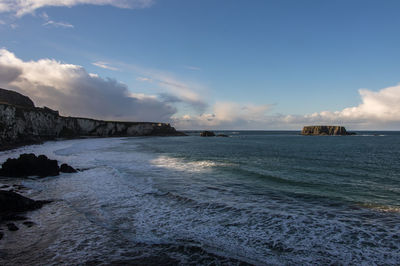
60;163;77;173
0;190;49;213
216;134;229;137
301;126;355;136
23;221;35;227
0;153;59;177
0;88;34;108
0;231;3;240
200;131;215;137
2;214;27;221
6;223;19;231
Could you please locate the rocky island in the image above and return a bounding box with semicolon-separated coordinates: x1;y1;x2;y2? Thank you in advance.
0;88;185;150
301;125;355;136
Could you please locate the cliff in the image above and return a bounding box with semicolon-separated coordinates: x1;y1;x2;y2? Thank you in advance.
0;89;185;149
301;125;354;136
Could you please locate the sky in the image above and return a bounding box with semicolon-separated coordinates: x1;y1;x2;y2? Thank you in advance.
0;0;400;130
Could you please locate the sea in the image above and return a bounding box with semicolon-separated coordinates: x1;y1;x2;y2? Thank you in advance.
0;131;399;265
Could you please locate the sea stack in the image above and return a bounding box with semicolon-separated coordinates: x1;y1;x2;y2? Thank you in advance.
301;125;354;136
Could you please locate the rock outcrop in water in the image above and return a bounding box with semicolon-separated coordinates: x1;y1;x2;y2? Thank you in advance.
0;88;185;149
0;190;51;229
0;153;77;178
200;131;215;137
301;125;354;135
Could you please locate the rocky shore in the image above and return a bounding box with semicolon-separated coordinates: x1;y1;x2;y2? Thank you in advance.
0;153;78;236
0;88;185;150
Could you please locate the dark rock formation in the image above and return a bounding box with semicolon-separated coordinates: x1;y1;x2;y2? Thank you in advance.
216;134;229;137
6;223;19;231
60;163;77;173
0;153;59;177
301;126;355;136
0;153;78;178
0;88;34;108
200;131;215;137
0;190;49;214
0;89;186;150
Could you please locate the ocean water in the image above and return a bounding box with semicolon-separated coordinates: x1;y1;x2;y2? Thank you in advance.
0;131;400;265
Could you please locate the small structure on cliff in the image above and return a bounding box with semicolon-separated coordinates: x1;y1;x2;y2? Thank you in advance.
301;126;355;136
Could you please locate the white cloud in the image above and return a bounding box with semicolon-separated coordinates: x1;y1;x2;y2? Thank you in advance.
0;0;154;16
173;102;273;129
136;76;151;82
92;61;119;71
0;48;176;122
43;20;74;28
300;84;400;128
38;12;74;28
130;66;208;111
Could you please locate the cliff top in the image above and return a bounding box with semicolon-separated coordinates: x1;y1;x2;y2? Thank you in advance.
0;88;35;108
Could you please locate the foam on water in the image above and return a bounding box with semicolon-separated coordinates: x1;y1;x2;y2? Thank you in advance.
1;135;400;265
150;155;232;173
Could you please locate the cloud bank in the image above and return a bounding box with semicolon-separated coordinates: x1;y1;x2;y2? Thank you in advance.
0;48;175;122
0;49;399;129
0;0;154;16
173;85;400;130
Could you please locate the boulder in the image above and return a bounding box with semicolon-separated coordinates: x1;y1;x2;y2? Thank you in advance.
0;153;59;177
0;190;48;213
200;131;215;137
60;163;77;173
6;223;19;231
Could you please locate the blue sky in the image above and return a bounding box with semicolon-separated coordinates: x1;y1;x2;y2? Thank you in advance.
1;0;400;129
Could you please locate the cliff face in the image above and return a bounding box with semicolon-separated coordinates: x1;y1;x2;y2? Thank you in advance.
0;90;185;149
301;125;352;136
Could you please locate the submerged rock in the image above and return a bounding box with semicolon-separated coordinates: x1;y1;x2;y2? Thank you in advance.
200;131;215;137
60;163;77;173
301;126;355;136
0;153;59;177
